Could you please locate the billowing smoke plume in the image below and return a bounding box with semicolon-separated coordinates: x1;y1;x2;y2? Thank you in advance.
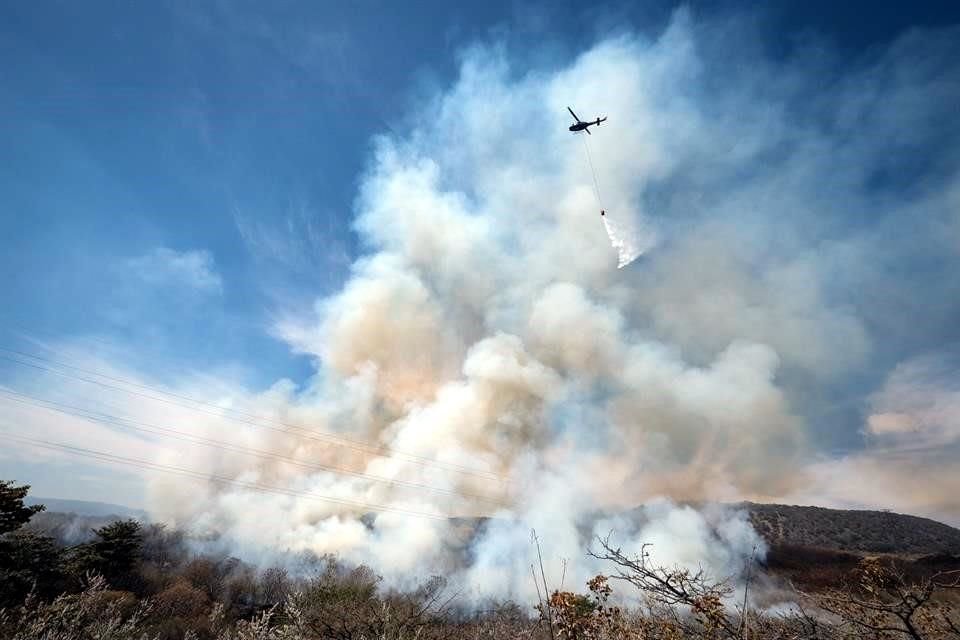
21;7;953;601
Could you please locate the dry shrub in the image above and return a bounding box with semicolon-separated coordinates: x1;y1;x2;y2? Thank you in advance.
152;578;212;619
539;575;638;640
808;557;960;639
257;567;291;609
183;557;225;602
140;562;178;597
2;545;960;639
287;561;455;640
459;601;537;640
223;566;258;618
0;574;153;640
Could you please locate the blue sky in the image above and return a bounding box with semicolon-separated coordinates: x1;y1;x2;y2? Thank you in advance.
4;0;958;389
2;1;960;528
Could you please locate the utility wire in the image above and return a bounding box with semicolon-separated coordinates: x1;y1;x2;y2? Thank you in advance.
0;388;507;507
0;430;452;522
0;346;504;483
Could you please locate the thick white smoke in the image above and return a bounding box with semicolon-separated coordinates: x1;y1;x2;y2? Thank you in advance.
139;12;797;600
14;6;949;601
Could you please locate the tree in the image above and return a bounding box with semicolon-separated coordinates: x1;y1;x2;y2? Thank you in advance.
0;532;66;608
588;534;741;638
0;480;43;535
0;481;63;607
93;520;143;576
139;522;186;570
65;519;143;591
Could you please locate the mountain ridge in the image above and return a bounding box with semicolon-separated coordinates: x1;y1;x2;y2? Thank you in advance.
25;496;148;520
25;497;960;557
738;501;960;556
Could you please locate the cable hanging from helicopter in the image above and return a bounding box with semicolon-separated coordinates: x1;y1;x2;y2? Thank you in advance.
566;106;641;269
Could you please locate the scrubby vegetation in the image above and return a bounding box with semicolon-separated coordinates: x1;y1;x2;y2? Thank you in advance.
2;480;959;639
744;503;960;555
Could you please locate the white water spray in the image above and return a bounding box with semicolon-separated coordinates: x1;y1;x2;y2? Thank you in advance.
601;213;643;269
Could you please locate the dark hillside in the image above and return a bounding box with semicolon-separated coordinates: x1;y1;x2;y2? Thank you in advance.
740;502;960;555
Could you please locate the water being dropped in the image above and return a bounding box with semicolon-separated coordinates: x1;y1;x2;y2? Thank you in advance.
602;212;642;269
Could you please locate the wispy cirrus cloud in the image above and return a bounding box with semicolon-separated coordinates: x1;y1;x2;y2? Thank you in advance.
126;247;223;295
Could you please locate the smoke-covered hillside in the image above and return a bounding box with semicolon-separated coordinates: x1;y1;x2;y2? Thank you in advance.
31;501;959;571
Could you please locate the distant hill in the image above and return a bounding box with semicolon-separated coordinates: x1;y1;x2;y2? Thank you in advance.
740;502;960;556
24;495;958;556
23;498;148;545
25;496;147;520
24;511;125;544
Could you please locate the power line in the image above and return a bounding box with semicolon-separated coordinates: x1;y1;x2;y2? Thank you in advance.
0;430;453;522
0;388;507;507
0;346;505;483
3;346;504;481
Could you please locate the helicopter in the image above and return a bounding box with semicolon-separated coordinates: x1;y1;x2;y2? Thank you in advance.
567;107;606;134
